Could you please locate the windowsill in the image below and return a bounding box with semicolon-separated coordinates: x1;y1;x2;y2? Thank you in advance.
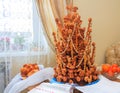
0;51;47;57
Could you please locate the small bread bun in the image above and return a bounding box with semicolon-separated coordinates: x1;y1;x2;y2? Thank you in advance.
27;69;39;77
20;63;39;79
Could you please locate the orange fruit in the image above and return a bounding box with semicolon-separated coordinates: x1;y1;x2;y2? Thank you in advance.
112;64;118;68
112;66;118;73
102;64;110;72
117;67;120;73
108;70;114;77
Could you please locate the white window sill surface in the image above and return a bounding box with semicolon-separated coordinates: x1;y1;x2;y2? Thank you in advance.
0;51;47;57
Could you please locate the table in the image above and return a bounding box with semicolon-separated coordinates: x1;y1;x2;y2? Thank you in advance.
4;67;120;93
28;75;120;93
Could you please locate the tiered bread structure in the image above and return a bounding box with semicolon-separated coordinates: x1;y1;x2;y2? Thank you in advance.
53;5;99;85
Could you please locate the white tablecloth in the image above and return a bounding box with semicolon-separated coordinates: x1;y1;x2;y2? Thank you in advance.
28;75;120;93
4;66;120;93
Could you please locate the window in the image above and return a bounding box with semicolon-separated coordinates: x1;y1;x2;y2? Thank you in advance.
0;0;48;55
0;0;48;90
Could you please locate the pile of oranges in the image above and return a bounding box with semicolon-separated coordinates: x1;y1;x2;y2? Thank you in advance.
102;64;120;77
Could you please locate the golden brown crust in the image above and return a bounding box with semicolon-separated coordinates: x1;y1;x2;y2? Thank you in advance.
53;5;99;85
20;64;39;79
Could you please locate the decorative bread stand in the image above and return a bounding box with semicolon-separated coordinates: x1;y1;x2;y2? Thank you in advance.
53;5;99;85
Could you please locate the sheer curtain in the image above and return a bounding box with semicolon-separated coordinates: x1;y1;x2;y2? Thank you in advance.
35;0;69;70
0;0;49;92
36;0;67;51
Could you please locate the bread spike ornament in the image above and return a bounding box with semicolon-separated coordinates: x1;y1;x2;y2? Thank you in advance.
53;4;99;85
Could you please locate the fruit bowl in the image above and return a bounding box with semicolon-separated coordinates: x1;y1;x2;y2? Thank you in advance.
101;72;120;82
101;63;120;82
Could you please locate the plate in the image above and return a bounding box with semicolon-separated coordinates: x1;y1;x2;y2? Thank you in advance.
50;78;100;86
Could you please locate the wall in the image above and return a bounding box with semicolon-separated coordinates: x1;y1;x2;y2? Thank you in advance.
74;0;120;66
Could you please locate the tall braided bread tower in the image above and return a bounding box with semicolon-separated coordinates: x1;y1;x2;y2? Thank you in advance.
53;5;99;85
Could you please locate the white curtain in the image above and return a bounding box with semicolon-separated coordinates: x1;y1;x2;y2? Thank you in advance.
0;0;49;92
